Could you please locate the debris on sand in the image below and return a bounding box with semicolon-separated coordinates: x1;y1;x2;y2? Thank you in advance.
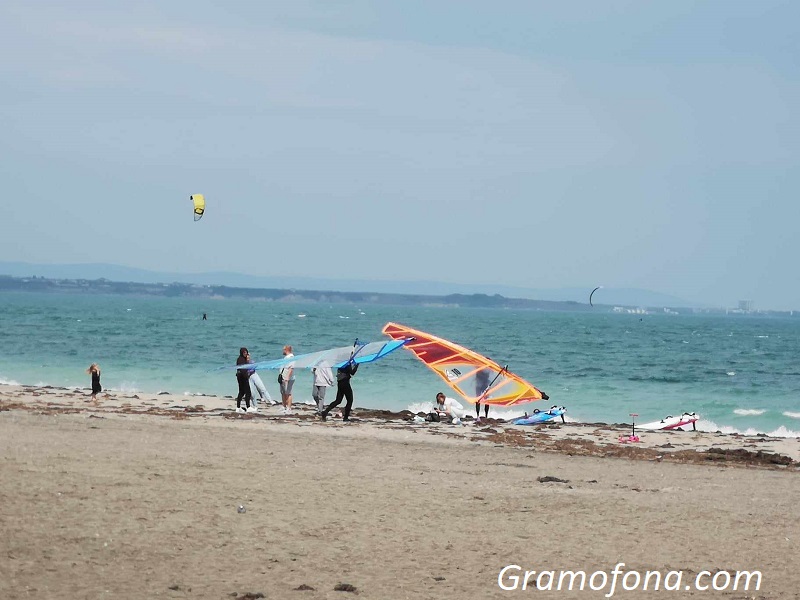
538;475;570;484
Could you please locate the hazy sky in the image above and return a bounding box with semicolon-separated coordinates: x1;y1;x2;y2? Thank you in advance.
1;1;798;309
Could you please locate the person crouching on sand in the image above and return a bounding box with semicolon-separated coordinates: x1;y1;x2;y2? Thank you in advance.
86;363;102;402
436;392;466;425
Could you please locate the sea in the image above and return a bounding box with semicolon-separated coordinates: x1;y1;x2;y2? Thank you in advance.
1;292;798;438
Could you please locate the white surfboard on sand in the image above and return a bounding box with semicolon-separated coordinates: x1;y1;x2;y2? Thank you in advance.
639;412;699;431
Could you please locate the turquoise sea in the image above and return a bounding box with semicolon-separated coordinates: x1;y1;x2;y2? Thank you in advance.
1;292;799;437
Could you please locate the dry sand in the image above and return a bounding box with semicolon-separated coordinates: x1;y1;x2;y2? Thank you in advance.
2;384;799;599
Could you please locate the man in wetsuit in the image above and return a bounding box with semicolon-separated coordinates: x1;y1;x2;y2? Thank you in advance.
319;360;358;422
474;368;491;423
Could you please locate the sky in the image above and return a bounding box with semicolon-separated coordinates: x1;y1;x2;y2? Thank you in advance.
1;1;798;310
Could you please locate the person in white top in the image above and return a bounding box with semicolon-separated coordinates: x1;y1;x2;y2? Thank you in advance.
279;345;296;414
435;392;466;425
311;361;335;414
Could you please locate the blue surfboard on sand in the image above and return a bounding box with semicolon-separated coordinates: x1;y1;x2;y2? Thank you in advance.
512;406;566;425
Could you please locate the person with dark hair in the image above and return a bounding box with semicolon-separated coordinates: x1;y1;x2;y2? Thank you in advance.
474;368;491;423
435;392;466;425
235;347;253;413
319;360;358;422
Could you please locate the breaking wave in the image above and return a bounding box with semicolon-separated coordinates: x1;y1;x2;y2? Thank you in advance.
697;419;800;439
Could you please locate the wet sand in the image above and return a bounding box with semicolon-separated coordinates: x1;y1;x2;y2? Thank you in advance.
2;385;799;599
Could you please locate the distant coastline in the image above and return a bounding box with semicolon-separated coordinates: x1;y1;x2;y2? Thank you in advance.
2;274;796;317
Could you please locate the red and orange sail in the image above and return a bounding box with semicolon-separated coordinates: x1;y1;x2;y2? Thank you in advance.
382;322;549;407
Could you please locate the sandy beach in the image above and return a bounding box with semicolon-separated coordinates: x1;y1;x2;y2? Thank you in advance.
2;384;799;599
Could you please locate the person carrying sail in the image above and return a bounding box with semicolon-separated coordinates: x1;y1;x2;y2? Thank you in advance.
311;361;335;414
235;347;254;413
319;359;358;422
249;368;276;409
279;345;296;415
474;368;491;423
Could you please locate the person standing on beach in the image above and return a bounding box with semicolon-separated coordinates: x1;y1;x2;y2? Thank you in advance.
319;360;358;422
249;370;275;408
311;361;335;414
235;347;253;413
279;345;295;415
86;363;102;402
242;350;274;410
474;368;491;423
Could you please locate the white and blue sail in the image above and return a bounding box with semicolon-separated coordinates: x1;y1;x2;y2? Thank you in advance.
214;338;411;372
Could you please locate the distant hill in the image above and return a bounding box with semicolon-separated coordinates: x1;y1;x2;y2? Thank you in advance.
0;261;706;309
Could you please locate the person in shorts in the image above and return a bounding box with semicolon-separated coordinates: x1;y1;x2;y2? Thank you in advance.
279;345;295;414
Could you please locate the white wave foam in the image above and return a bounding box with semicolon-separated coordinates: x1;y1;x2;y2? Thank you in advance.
698;419;800;439
733;409;766;416
114;381;140;393
407;402;434;414
770;426;800;437
783;411;800;420
0;378;21;386
726;371;736;376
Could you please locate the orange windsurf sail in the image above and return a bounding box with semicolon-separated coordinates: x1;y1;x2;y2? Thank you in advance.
382;322;549;407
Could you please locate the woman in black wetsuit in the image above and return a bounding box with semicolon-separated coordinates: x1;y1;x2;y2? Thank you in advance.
320;361;358;422
235;347;253;413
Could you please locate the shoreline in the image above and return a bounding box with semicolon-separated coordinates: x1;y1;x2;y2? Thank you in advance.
2;383;798;467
